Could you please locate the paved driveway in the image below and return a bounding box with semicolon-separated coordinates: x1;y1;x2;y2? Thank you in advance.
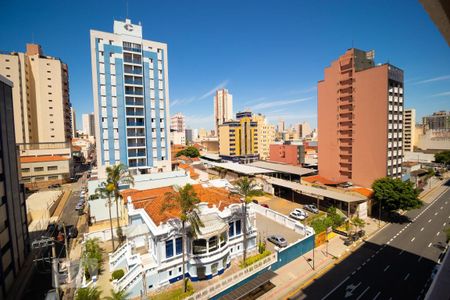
255;213;304;252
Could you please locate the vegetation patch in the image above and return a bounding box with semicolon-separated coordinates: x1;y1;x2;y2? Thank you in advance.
111;269;125;280
239;250;272;268
152;281;194;300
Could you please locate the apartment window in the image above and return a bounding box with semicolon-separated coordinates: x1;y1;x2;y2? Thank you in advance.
34;167;44;172
165;240;174;258
49;107;53;109
5;59;9;62
48;166;58;171
51;135;55;138
175;237;182;255
46;63;50;66
47;70;51;73
47;78;51;80
35;176;45;181
48;92;52;95
6;67;10;70
48;175;58;180
220;231;227;247
209;236;218;252
21;168;30;173
192;239;207;255
49;99;53;102
22;177;31;183
168;270;172;276
48;85;52;88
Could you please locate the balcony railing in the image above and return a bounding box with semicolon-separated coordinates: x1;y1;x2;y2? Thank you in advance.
128;152;146;158
129;161;147;167
125;79;143;85
127;121;144;127
124;69;142;75
123;46;142;53
126;100;144;106
125;90;144;96
124;58;142;64
128;142;146;147
126;111;144;116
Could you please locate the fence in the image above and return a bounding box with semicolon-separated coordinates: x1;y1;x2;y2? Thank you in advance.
271;234;315;270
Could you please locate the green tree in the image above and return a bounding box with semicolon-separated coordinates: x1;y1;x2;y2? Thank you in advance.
95;181;115;250
162;184;204;293
106;164;134;249
372;177;422;213
350;216;365;234
435;150;450;165
176;146;200;158
104;289;130;300
75;286;102;300
83;238;103;280
232;177;261;264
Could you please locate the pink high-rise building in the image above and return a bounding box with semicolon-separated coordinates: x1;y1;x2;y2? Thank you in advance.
318;49;404;188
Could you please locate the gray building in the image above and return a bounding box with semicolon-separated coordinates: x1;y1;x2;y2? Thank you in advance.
0;75;30;299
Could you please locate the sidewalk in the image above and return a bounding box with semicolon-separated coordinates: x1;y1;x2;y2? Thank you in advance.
259;217;386;300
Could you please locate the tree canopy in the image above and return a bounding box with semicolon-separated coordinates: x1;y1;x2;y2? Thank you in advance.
176;146;200;158
372;177;422;212
435;150;450;165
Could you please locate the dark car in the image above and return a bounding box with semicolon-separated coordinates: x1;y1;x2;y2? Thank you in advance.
252;199;259;204
344;238;353;246
267;235;288;247
68;227;78;239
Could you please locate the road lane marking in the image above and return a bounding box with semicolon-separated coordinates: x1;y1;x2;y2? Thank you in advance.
440;206;443;210
437;232;440;236
429;219;432;223
404;273;410;280
421;227;424;231
418;256;423;262
373;291;381;300
435;212;438;216
384;265;390;272
411;237;415;242
428;242;433;247
321;276;350;300
356;286;370;300
444;222;447;227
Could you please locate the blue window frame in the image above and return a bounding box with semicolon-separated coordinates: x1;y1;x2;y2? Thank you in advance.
236;220;242;235
229;222;235;237
175;237;183;255
165;240;174;258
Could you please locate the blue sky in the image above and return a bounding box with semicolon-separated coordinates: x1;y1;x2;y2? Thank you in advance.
1;0;449;130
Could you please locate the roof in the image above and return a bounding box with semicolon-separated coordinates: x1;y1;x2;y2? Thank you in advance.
121;184;240;225
201;153;222;161
302;175;345;185
249;161;316;176
402;161;420;167
178;164;200;180
219;270;277;300
20;155;70;163
351;187;374;198
207;161;273;175
266;177;367;203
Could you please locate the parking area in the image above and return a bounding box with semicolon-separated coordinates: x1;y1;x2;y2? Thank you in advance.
254;194;305;215
255;213;304;252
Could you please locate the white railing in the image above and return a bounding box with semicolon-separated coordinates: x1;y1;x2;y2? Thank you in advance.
114;263;143;292
185;252;277;300
109;241;131;270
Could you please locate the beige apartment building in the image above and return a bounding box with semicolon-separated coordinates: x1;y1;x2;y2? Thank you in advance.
0;44;73;189
253;113;275;159
403;108;416;152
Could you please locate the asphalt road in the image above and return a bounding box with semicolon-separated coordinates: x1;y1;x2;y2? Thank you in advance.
292;180;450;300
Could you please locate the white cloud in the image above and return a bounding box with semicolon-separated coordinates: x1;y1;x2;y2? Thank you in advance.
413;75;450;85
431;91;450;97
198;80;229;100
251;97;313;110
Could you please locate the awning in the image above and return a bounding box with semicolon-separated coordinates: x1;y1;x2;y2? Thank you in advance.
218;270;277;300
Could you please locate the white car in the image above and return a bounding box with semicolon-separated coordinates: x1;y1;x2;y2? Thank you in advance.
290;210;306;221
293;208;308;218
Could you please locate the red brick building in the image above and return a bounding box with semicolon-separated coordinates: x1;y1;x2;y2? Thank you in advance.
269;143;304;166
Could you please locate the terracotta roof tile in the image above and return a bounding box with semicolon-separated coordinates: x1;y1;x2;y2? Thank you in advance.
351;187;374;198
20;155;70;163
121;185;240;225
302;175;344;185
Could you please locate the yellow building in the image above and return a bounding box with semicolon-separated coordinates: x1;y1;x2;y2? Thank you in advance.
219;112;259;163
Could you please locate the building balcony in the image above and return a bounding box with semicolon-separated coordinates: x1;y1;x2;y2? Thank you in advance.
128;142;146;148
126;111;144;116
124;58;142;64
126;99;144;106
123;46;142;53
126;121;145;127
124;69;143;75
128;161;147;167
124;79;143;85
125;90;144;96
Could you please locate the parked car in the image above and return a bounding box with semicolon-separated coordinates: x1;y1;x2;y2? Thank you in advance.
344;238;353;246
357;230;366;238
252;199;259;204
261;203;269;208
290;210;306;221
304;204;319;214
267;235;288;247
68;226;78;239
293;208;308;218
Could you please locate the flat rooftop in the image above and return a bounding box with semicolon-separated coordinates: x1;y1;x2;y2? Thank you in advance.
206;161;273;175
248;161;316;176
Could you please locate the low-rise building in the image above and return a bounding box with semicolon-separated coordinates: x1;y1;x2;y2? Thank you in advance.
109;184;256;297
20;155;72;189
269;142;304;166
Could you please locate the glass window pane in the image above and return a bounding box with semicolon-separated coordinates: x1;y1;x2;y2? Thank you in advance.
175;237;182;255
165;240;173;258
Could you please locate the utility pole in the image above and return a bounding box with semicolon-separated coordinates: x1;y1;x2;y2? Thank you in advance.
51;240;60;300
62;222;72;284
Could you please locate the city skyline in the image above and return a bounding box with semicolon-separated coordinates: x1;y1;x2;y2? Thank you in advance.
2;0;450;130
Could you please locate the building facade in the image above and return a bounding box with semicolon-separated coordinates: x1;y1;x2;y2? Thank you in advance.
185;128;193;145
277;119;285;133
71;106;77;138
269;142;305;166
170;131;186;146
170;112;185;133
82;113;95;137
297;122;312;138
0;44;72;144
219;112;259;163
422;111;450;131
318;49;404;187
251;113;275;160
403;108;416;152
214;89;233;136
90;19;171;177
0;75;30;299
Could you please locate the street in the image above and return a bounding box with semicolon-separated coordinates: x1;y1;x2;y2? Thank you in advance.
292;180;450;300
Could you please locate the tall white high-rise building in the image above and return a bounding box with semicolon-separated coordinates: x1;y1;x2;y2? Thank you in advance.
90;19;171;176
403;108;416;152
82;113;95;137
71;106;77;138
214;88;233;136
170;112;185;133
277;119;285;133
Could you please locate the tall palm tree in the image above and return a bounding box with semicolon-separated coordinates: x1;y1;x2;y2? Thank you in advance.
104;289;130;300
106;164;134;244
232;177;260;263
95;181;115;250
162;184;204;293
75;286;102;300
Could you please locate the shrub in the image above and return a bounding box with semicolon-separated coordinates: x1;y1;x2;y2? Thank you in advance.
111;269;125;280
258;240;266;254
240;250;271;268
